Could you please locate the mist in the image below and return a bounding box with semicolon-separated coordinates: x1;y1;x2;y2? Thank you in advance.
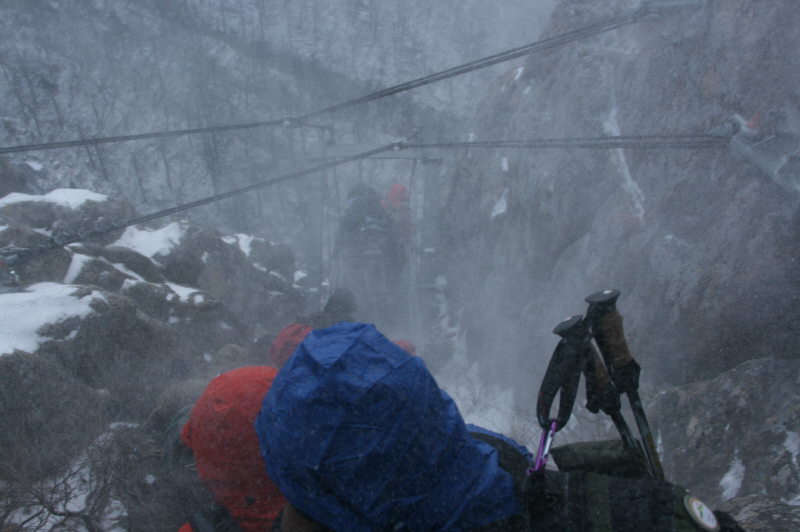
0;0;798;529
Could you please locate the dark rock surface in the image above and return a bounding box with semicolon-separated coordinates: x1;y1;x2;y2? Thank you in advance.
430;2;800;528
651;357;800;506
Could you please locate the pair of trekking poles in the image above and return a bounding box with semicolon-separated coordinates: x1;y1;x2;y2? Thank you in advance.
530;289;665;480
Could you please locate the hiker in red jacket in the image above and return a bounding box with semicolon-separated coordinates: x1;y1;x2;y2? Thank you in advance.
177;366;285;532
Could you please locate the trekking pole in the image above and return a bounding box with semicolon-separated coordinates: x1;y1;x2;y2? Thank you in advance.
585;289;665;479
530;315;586;474
583;340;640;452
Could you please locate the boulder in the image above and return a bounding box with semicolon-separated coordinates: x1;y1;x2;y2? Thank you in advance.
70;242;165;283
0;350;108;480
0;157;35;197
34;286;181;418
65;252;137;292
0;224;72;284
651;357;800;506
114;221;304;337
0;188;135;246
719;494;800;531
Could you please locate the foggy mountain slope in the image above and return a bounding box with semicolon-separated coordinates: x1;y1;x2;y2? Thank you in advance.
1;0;797;528
435;0;799;389
429;0;800;518
0;0;456;238
184;0;558;115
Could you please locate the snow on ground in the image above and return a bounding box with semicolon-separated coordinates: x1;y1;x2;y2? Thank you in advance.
223;233;258;257
491;188;509;219
25;161;43;171
63;252;93;284
603;103;645;222
785;431;800;468
0;188;108;209
720;453;746;500
112;222;185;259
7;423;131;531
0;282;98;355
166;282;200;303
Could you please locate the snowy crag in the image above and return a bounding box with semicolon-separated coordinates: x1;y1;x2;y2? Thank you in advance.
0;185;301;530
432;0;800;525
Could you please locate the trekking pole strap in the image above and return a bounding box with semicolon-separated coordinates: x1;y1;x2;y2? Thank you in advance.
536;315;587;430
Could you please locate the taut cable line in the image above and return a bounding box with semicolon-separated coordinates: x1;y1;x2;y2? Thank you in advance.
400;135;729;151
0;143;400;265
0;5;659;156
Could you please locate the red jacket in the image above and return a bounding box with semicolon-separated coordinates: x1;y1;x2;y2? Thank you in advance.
267;323;313;368
179;366;285;532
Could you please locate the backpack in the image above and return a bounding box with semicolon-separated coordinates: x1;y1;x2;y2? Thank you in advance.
527;440;742;532
187;504;243;532
470;437;742;532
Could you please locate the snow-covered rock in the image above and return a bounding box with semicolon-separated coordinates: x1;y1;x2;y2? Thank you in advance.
0;188;134;247
0;188;304;484
651;357;800;507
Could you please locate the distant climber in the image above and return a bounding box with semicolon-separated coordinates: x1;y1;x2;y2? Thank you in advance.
728;107;800;193
265;323;313;368
382;183;413;246
298;287;358;329
334;185;403;329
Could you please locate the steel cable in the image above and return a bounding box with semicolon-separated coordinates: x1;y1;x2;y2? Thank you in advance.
0;6;654;155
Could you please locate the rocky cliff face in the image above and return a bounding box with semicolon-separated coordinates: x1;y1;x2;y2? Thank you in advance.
436;0;799;389
432;0;800;520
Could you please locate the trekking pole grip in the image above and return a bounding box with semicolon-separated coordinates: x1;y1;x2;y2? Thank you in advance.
597;309;634;368
585;289;640;393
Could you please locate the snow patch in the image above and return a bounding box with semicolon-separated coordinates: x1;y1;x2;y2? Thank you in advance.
294;269;307;283
166;282;198;303
719;454;746;500
491;189;509;219
603;105;645;222
0;283;97;355
523;86;532;95
0;188;107;209
110;262;145;282
26;161;43;171
203;353;213;362
513;66;524;80
223;233;258;257
501;156;509;172
120;279;143;292
63;253;92;284
109;422;138;430
113;222;185;259
784;431;800;468
145;474;156;485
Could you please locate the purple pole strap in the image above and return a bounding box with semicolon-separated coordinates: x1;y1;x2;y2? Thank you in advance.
528;419;558;475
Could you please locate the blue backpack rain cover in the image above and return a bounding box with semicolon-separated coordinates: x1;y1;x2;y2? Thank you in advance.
255;322;520;531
